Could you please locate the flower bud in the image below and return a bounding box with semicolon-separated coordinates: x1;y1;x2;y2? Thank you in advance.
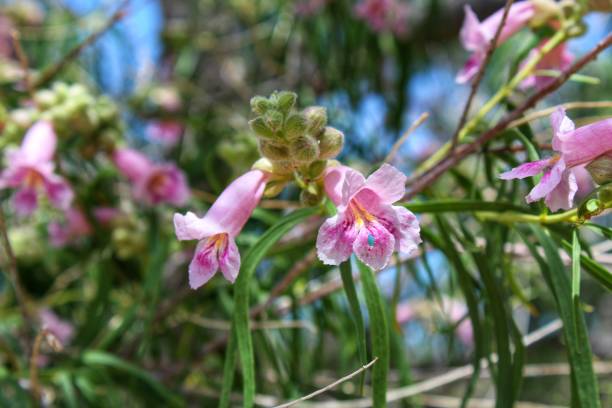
252;157;275;173
586;154;612;185
259;140;290;161
300;185;324;206
271;160;295;175
33;89;58;109
52;82;70;102
250;96;271;115
303;106;327;135
306;160;327;179
264;110;284;133
318;127;344;159
283;113;307;140
289;135;319;163
276;91;297;114
264;180;288;197
249;117;275;139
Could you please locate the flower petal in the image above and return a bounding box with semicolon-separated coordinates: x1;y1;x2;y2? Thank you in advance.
499;158;551;180
174;211;219;241
544;168;577;212
392;206;421;256
459;5;487;51
44;177;74;210
13;188;38;216
364;163;407;204
113;148;153;182
551;107;575;151
219;237;241;283
353;221;395;270
20;121;57;164
526;160;565;203
188;239;219;289
456;51;485;84
316;211;357;265
559;118;612;168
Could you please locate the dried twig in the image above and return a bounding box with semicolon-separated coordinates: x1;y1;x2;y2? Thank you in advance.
32;0;130;89
451;0;516;150
406;32;612;200
384;112;429;164
273;358;379;408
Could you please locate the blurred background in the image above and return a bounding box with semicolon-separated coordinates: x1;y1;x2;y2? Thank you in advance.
1;0;611;406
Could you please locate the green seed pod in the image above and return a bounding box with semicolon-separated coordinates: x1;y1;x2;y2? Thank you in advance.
259;140;290;161
276;91;297;114
300;187;324;206
271;160;295;175
586;154;612;185
250;96;271;115
289;135;319;163
318;127;344;159
264;110;284;133
249;117;275;139
252;157;275;173
284;113;307;140
306;160;327;180
264;180;288;198
303;106;327;136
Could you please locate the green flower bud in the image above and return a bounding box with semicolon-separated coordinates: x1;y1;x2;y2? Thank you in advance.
33;89;58;109
290;135;319;163
249;117;275;139
264;180;288;198
283;113;307;140
52;82;70;101
300;186;324;206
306;160;327;180
276;91;297;114
252;158;275;173
259;140;290;161
264;110;284;133
250;96;271;115
303;106;327;136
318;127;344;159
271;160;295;175
586;154;612;185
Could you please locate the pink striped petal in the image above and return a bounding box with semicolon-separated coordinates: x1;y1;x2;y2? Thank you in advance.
13;188;38;216
353;221;395;270
316;211;358;265
20;121;57;164
219;238;241;283
550;107;575;151
499;159;552;180
526;160;565;203
392;206;421;256
188;239;220;289
544;169;577;212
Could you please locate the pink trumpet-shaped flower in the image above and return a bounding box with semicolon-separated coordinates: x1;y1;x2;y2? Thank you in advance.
113;148;189;206
520;41;573;90
456;2;535;84
0;121;73;216
317;164;421;270
48;207;92;247
174;170;268;289
39;308;75;346
500;108;612;211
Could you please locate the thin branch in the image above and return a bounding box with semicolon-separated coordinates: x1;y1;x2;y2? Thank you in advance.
451;0;516;150
32;0;130;89
406;32;612;200
508;100;612;128
10;30;32;95
273;358;379;408
384;112;429;164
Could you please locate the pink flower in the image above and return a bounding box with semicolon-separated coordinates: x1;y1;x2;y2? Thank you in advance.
113;148;190;206
174;170;268;289
39;309;74;347
0;121;73;216
93;206;121;225
48;207;92;247
295;0;329;17
456;2;536;84
520;41;573;90
317;164;421;270
354;0;411;36
146;120;183;146
500;108;612;211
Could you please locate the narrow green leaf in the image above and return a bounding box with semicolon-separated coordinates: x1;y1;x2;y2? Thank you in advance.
571;230;581;300
527;226;600;408
230;207;318;408
219;325;238;408
57;372;78;408
357;260;389;408
559;239;612;291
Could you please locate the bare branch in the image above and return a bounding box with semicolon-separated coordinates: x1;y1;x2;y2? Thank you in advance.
384;112;429;164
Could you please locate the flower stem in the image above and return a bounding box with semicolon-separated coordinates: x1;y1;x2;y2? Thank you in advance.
477;208;578;225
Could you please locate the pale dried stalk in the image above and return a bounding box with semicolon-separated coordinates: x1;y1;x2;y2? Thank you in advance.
384;112;429;164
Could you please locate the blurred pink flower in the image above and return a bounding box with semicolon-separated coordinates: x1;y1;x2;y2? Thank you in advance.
48;207;92;247
0;121;73;216
456;2;535;84
147;120;183;146
0;15;14;58
174;170;268;289
39;308;74;347
93;206;121;226
317;164;421;270
520;41;573;90
113;148;190;206
295;0;329;17
354;0;411;36
500;108;612;211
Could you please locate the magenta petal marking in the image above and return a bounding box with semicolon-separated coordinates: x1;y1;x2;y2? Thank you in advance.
219;237;241;283
353;221;395;270
316;212;357;265
13;189;38;216
188;239;219;289
499;159;552;180
45;177;74;210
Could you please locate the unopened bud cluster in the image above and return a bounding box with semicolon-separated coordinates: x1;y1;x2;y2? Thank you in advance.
249;91;344;205
2;82;122;156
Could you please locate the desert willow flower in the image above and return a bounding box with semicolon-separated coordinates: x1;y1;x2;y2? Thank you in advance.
316;164;421;270
0;121;73;215
174;170;269;289
113;148;190;206
500;107;612;211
